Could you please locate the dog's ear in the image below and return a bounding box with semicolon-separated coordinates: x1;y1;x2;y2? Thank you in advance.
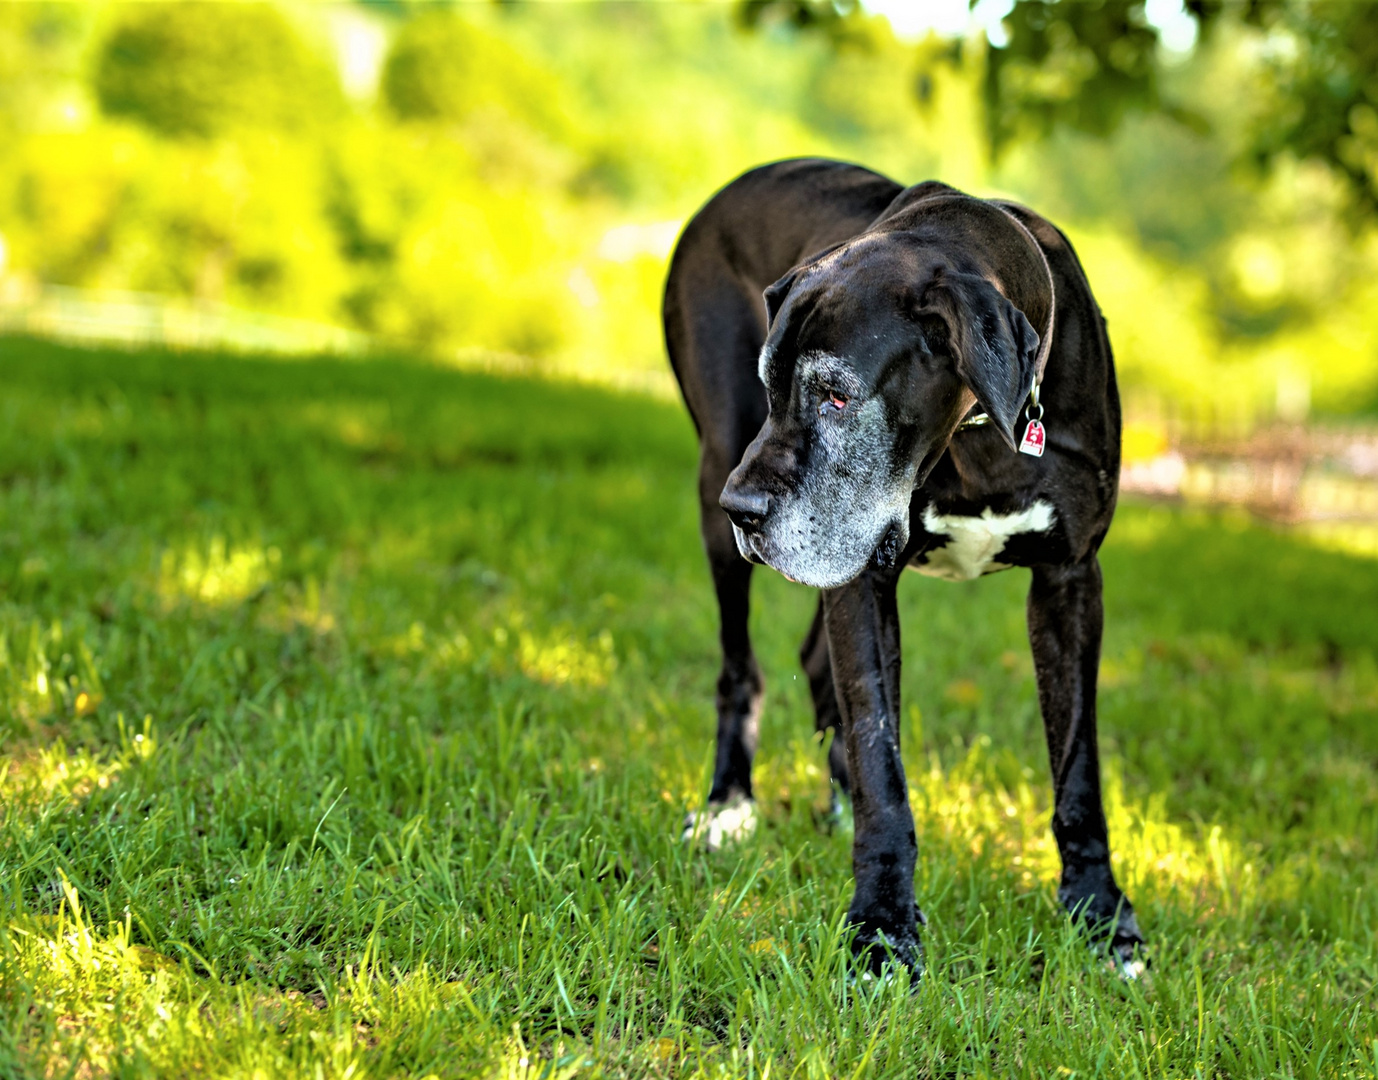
763;267;801;329
917;270;1040;451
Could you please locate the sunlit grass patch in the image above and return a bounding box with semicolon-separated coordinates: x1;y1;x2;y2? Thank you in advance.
910;738;1060;886
0;619;106;727
1300;519;1378;559
904;737;1267;935
8;879;396;1078
375;620;617;689
515;628;616;689
159;536;282;607
1;739;123;812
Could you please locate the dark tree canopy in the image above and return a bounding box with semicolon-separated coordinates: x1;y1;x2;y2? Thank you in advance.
737;0;862;34
980;0;1182;150
982;0;1378;214
1240;1;1378;214
740;0;1378;215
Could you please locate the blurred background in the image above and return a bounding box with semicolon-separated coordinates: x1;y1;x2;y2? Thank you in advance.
2;0;1377;541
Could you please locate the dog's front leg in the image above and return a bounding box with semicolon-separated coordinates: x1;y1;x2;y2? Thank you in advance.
1028;558;1145;974
823;568;921;975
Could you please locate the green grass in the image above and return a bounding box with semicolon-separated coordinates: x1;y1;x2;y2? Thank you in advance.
0;337;1375;1078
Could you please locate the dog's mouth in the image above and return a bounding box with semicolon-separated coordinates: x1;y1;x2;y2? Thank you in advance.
734;513;907;589
731;521;856;587
730;524;767;566
733;525;801;582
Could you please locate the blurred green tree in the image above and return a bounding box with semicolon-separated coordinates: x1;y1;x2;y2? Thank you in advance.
0;5;89;135
743;0;1378;216
738;0;864;37
980;1;1378;215
380;9;566;137
978;0;1187;149
93;3;341;137
1240;1;1378;217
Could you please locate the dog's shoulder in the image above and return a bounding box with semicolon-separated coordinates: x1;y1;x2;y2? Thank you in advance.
669;158;906;290
871;179;965;221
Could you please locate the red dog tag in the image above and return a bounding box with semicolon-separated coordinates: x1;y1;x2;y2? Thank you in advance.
1019;418;1046;457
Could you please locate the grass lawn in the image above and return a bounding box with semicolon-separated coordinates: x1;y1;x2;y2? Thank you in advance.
1;337;1375;1078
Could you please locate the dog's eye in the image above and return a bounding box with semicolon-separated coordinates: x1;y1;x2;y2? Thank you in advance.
819;390;850;416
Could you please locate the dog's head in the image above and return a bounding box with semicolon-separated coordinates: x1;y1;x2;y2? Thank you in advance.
720;232;1042;589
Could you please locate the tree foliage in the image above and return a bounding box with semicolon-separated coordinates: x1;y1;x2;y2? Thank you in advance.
982;0;1378;214
380;9;565;136
981;0;1181;151
0;5;88;136
1241;1;1378;215
737;0;862;35
94;3;340;138
743;0;1378;215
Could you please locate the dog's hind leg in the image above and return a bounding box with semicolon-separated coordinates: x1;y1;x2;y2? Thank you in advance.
1027;558;1146;976
800;598;851;816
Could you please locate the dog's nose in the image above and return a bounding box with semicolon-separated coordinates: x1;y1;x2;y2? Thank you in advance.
720;488;771;532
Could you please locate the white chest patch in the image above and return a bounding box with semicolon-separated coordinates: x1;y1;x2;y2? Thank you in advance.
912;501;1056;582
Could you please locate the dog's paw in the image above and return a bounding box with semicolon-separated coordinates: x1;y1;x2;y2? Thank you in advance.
851;964;904;990
848;920;924;982
681;798;757;851
1095;936;1149;981
1078;908;1148;980
1114;951;1149;981
1107;922;1149;981
1062;892;1147;980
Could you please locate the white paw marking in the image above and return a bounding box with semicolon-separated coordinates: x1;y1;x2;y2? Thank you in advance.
912;500;1056;582
681;799;757;851
1117;956;1148;981
854;967;901;987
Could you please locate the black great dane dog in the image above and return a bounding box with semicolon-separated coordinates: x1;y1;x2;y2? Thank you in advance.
662;158;1144;978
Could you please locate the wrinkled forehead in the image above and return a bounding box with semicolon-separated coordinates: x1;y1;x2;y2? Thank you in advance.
757;247;924;393
757;348;867;398
757;306;888;396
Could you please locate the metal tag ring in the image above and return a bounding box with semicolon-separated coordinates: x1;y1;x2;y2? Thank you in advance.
1026;377;1043;422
